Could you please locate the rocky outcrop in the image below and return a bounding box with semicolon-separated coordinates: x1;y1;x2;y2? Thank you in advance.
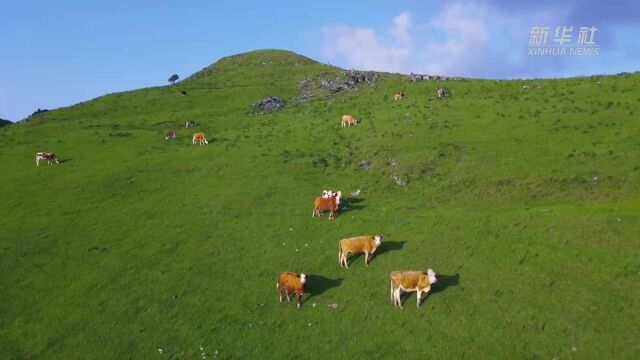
294;70;381;102
252;96;284;114
405;73;461;82
320;70;379;93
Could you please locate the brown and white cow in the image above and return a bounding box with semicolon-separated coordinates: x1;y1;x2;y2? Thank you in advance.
277;272;307;308
338;235;383;268
436;88;449;99
192;132;208;145
35;152;59;167
390;269;437;309
341;115;358;127
185;121;196;128
312;191;341;219
394;91;405;101
165;130;176;140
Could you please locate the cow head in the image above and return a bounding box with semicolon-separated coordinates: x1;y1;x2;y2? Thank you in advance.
299;273;307;284
374;235;383;246
427;269;437;284
334;191;342;204
203;139;209;144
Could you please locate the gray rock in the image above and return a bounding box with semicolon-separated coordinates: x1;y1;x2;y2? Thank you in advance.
320;70;379;93
252;96;284;114
405;73;459;82
359;160;370;169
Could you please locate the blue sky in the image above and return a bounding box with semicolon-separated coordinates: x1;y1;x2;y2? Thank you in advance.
1;0;638;121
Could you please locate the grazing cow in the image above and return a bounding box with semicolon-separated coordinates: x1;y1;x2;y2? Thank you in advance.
192;132;208;145
312;191;341;219
394;91;405;101
338;235;383;268
181;90;188;96
165;130;176;140
341;115;358;127
390;269;437;309
35;152;59;167
277;272;306;308
185;121;195;128
436;88;449;99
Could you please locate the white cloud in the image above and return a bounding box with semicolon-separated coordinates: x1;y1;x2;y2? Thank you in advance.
321;3;579;78
323;7;491;75
322;12;413;73
420;3;490;76
391;12;412;47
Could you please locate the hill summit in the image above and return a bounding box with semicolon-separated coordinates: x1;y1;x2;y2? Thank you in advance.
186;49;324;82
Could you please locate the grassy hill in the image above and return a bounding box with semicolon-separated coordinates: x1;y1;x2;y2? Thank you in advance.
1;49;638;359
0;119;12;128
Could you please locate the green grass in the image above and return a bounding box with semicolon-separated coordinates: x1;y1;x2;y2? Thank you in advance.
1;49;639;359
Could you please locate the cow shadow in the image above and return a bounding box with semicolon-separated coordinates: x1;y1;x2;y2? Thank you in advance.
398;273;459;306
304;275;343;302
339;197;366;215
430;273;460;296
347;240;406;266
375;240;406;257
58;158;72;164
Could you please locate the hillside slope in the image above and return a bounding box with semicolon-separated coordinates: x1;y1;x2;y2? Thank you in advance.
1;49;639;359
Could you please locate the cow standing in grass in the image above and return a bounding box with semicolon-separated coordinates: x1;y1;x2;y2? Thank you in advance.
185;121;195;128
341;115;358;127
437;88;449;99
394;91;405;100
165;130;176;140
338;235;383;268
277;272;306;308
390;269;437;309
312;191;341;220
192;132;208;145
35;152;59;166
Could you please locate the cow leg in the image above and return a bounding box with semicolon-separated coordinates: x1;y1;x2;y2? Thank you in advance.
395;289;403;309
364;252;369;266
278;286;283;303
296;292;302;309
416;290;422;308
390;282;395;305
